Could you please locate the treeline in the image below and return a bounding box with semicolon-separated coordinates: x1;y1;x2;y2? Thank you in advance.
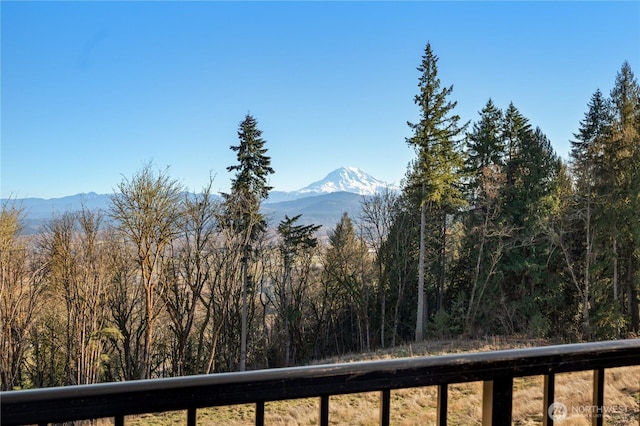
1;43;638;390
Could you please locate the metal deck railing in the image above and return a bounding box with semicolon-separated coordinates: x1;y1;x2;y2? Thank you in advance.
1;339;639;426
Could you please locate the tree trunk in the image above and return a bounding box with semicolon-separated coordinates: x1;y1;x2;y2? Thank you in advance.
626;256;639;332
583;194;592;338
416;201;426;342
283;263;291;367
239;254;248;372
392;275;402;347
466;229;486;334
142;283;154;379
380;290;386;349
438;213;446;312
613;237;619;338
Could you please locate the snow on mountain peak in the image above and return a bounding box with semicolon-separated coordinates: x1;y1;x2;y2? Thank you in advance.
295;166;391;196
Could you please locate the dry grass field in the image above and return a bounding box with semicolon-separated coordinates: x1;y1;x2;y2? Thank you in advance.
124;339;639;425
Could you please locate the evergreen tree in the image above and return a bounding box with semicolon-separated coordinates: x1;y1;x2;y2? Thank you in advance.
466;98;504;175
611;62;640;132
569;89;614;337
499;117;562;334
275;215;320;366
607;62;640;333
224;114;275;236
222;114;274;371
323;213;373;353
502;103;532;190
405;42;467;342
571;89;612;169
459;99;510;335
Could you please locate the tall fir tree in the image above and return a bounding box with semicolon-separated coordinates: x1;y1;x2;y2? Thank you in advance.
225;114;275;235
459;99;509;334
571;89;612;169
502;120;562;334
405;42;467;341
570;89;614;337
276;215;320;366
502;103;532;190
466;98;504;175
607;62;640;332
223;114;274;371
323;213;374;353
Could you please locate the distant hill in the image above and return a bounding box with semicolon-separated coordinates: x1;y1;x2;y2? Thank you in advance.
264;191;364;232
2;167;394;234
5;192;112;234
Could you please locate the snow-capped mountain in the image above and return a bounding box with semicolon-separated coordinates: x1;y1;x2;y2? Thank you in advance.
266;167;394;203
296;166;391;196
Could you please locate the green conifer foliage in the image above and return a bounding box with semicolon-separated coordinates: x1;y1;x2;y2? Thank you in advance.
223;114;274;371
405;42;467;341
569;89;614;338
493;103;563;334
606;63;640;333
275;215;321;366
466;98;504;174
224;114;275;238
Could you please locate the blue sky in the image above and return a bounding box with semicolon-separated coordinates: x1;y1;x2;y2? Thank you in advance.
2;1;639;199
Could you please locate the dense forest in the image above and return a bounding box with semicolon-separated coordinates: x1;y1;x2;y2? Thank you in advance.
2;43;639;390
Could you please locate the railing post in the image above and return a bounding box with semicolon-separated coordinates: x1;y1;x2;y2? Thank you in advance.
115;415;124;426
379;389;390;426
543;373;555;426
187;407;196;426
592;368;604;426
482;377;512;426
255;401;265;426
437;384;448;426
320;395;329;426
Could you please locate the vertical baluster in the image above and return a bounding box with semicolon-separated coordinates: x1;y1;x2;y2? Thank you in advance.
114;415;124;426
255;401;265;426
437;384;448;426
320;395;329;426
379;389;390;426
543;373;556;426
187;408;196;426
482;377;513;426
592;368;604;426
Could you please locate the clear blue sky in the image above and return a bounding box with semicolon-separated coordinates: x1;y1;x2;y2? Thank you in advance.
2;1;639;199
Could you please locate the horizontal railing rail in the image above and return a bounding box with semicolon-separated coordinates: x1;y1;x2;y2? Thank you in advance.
1;339;639;426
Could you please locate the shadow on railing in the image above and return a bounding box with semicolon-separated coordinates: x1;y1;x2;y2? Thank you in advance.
1;339;639;426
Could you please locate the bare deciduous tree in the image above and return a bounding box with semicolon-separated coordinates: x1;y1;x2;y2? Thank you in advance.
360;188;397;348
0;202;46;390
160;179;218;375
110;163;183;379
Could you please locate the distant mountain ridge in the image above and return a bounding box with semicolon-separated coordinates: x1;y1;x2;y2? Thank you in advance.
2;167;395;233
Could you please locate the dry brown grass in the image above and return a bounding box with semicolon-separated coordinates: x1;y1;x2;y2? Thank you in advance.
122;339;639;425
